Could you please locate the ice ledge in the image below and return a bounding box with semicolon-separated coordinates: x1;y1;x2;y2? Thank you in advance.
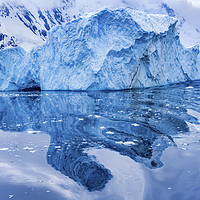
0;8;199;91
73;8;178;34
125;8;178;34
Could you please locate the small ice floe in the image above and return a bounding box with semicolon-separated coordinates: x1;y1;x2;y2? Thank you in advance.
186;86;194;89
124;141;137;146
23;147;34;150
30;150;37;153
118;110;124;113
115;141;123;144
9;195;14;199
55;146;61;149
27;130;41;134
0;148;9;151
106;131;114;135
132;123;139;127
181;147;187;151
100;126;105;129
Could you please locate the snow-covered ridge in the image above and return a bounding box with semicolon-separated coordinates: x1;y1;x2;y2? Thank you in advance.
0;8;199;91
0;0;73;51
1;0;200;51
0;0;200;51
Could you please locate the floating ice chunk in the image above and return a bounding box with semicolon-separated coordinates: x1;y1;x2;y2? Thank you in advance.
23;147;34;150
27;130;41;134
0;148;9;151
132;123;140;127
106;131;114;135
124;141;137;146
30;150;37;153
115;141;123;144
100;126;105;129
9;195;14;199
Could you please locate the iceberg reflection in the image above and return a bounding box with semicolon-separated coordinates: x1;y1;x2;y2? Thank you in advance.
0;80;199;191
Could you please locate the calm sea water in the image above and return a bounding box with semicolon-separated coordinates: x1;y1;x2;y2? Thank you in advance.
0;81;200;200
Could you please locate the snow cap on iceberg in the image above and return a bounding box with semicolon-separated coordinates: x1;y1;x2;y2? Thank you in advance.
0;8;199;91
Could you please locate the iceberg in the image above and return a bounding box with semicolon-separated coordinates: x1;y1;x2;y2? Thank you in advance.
0;8;200;91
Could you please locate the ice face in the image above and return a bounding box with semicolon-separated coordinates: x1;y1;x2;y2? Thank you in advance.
0;8;200;91
0;47;26;90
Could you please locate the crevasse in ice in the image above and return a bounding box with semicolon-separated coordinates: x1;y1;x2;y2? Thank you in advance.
0;8;200;91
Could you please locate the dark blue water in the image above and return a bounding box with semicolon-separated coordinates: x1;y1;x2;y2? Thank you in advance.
0;81;200;200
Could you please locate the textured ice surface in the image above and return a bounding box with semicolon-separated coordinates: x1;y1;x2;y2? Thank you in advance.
0;8;200;91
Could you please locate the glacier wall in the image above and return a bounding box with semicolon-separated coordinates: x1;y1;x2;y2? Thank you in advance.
0;8;200;91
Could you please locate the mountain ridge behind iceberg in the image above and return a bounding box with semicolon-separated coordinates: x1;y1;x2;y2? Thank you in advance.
0;8;200;91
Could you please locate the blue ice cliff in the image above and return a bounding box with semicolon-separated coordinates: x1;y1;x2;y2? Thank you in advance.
0;8;200;91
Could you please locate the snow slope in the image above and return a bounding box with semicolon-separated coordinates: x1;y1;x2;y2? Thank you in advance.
0;0;200;51
0;8;199;91
0;0;73;51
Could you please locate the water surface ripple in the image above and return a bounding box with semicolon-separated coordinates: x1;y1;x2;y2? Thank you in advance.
0;80;200;200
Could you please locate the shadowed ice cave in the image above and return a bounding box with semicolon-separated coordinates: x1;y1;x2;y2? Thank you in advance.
0;81;199;191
